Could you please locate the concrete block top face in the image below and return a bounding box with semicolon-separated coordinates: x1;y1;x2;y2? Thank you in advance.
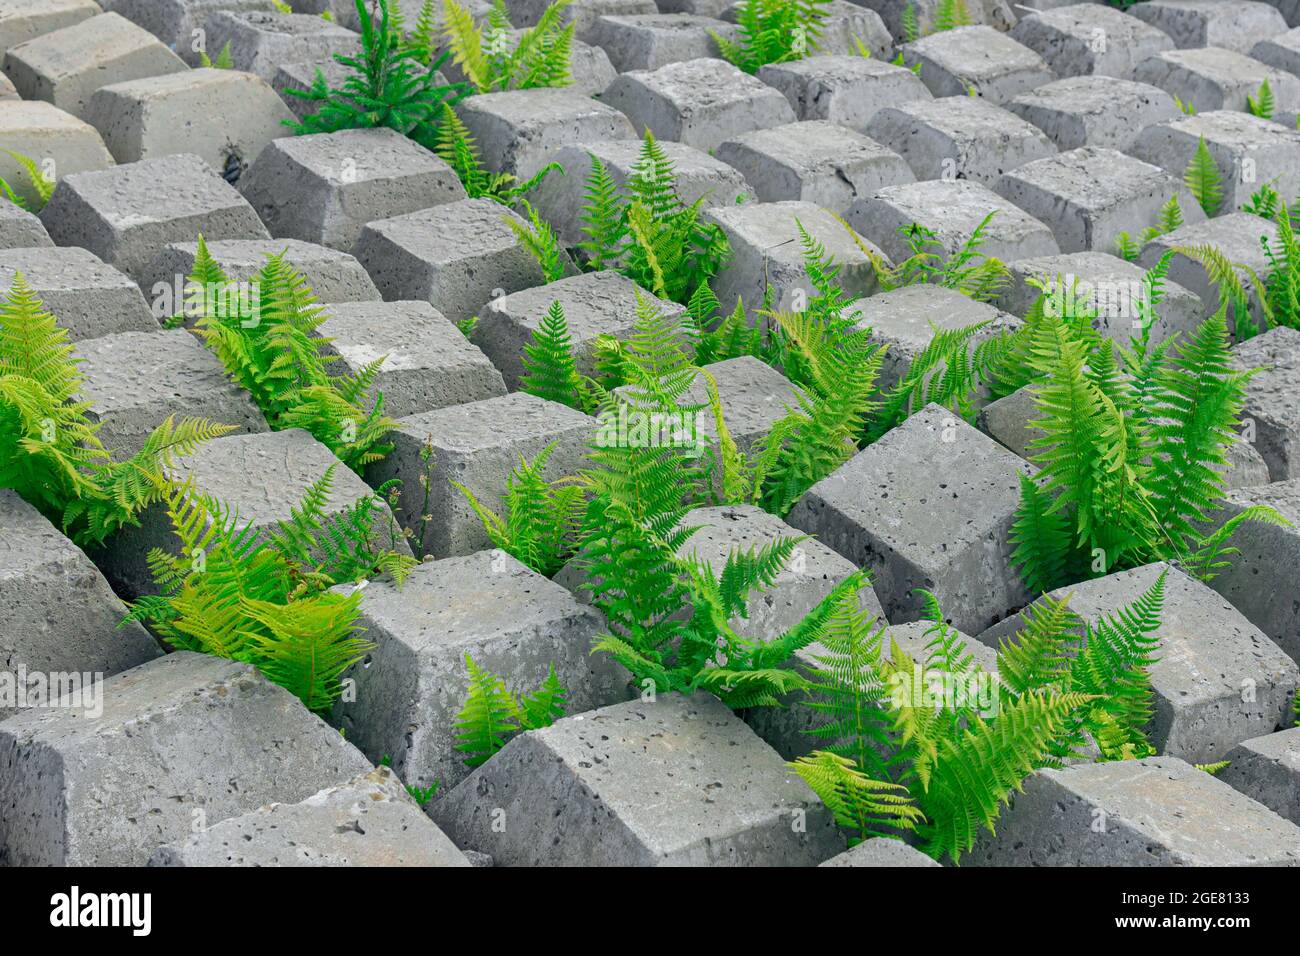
0;196;52;249
865;94;1058;186
707;199;883;271
1220;727;1300;825
975;755;1300;865
456;88;636;179
205;9;360;77
358;196;532;266
1222;476;1300;524
0;0;102;60
0;651;374;866
819;837;941;867
885;620;1000;673
681;356;803;445
104;0;279;53
1131;47;1300;123
74;328;268;456
849;178;1061;264
149;766;470;867
0;245;157;341
756;54;934;128
902;25;1054;104
586;13;735;71
1010;3;1176;78
1250;25;1300;75
1130;0;1289;54
1007;75;1180;152
437;691;842;865
0;99;115;207
392;389;594;456
1;12;188;120
511;0;657;39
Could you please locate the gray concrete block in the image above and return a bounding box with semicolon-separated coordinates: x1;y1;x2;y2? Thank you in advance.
94;427;408;599
1007;76;1179;152
431;691;845;866
680;357;804;456
865;95;1057;187
477;270;687;389
0;651;374;866
869;0;1017;37
997;250;1203;344
86;67;294;175
0;246;157;340
856;284;1021;397
1220;727;1300;825
993;146;1205;255
317;299;507;418
1139;213;1279;337
204;9;357;78
73;326;266;455
440;27;616;96
602;56;796;152
507;0;656;41
0;0;101;62
334;549;628;795
456;88;634;182
0;68;14;99
901;25;1053;105
141;238;380;314
365;391;595;558
1010;3;1175;78
1250;26;1300;79
39;153;270;284
149;766;471;866
779;1;892;59
238;128;465;252
0;196;51;248
976;563;1300;763
703;199;889;315
716;120;914;214
1130;0;1287;54
0;100;115;209
1131;110;1300;215
1;12;188;121
352;198;559;326
820;837;942;867
0;489;161;722
757;55;933;130
1131;47;1300;127
1201;479;1300;662
271;55;355;120
967;755;1300;865
847;178;1060;266
527;138;751;250
787;403;1035;634
103;0;278;61
1259;0;1300;27
586;13;735;71
1233;327;1300;481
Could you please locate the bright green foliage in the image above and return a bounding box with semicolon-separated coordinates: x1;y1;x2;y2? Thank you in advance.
1115;194;1184;262
901;2;919;42
0;275;231;546
785;579;1163;860
127;472;415;712
1185;136;1223;217
1261;201;1300;330
520;301;585;408
1247;77;1275;121
1243;181;1283;220
1174;94;1196;116
199;41;234;68
454;655;567;766
443;0;573;92
506;200;567;282
0;149;56;212
1172;242;1267;339
855;211;1011;303
286;0;464;152
931;0;972;31
432;102;559;204
454;441;585;576
185;237;394;471
713;0;832;73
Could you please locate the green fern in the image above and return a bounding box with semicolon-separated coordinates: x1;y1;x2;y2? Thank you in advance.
1185;136;1223;218
520;300;585;409
931;0;972;32
901;2;919;42
432;101;560;204
0;149;56;212
713;0;832;74
442;0;574;93
199;40;234;69
454;654;567;766
859;212;1011;303
1247;77;1275;121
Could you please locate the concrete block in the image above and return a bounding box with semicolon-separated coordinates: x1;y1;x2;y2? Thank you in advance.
865;95;1057;187
1233;326;1300;481
585;13;735;71
1010;3;1175;78
38;153;270;284
365;391;594;558
0;196;51;248
901;25;1053;105
204;9;357;78
440;27;616;96
0;100;115;209
317;299;507;418
1130;0;1288;54
149;766;471;866
602;56;796;152
0;246;156;340
787;403;1035;634
507;0;656;41
1131;47;1300;127
0;652;374;866
1220;727;1300;825
1;12;187;121
967;755;1300;865
993;146;1205;255
847;178;1060;266
976;563;1300;763
0;0;101;62
820;837;941;867
703;199;889;315
1250;26;1300;80
869;0;1017;38
334;550;628;795
103;0;278;61
1007;75;1179;152
431;691;845;866
756;54;933;130
716;120;914;214
352;197;559;326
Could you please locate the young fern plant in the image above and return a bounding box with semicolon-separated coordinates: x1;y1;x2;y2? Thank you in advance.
847;212;1011;303
1260;200;1300;330
442;0;574;92
432;102;560;204
184;237;395;471
0;275;231;546
930;0;973;31
1185;136;1224;218
1247;77;1276;121
454;655;567;766
0;149;56;212
712;0;832;74
1115;194;1184;263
